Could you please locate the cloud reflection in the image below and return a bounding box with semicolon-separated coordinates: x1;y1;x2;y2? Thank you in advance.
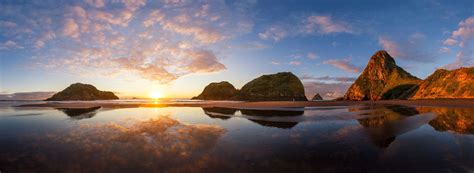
2;116;225;172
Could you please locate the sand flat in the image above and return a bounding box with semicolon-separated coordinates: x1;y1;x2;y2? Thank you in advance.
15;99;474;109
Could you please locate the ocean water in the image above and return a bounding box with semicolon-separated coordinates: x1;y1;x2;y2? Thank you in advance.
0;103;473;172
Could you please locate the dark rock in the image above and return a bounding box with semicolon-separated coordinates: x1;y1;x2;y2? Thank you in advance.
311;93;323;101
237;72;307;101
344;50;421;100
46;83;119;101
192;81;238;100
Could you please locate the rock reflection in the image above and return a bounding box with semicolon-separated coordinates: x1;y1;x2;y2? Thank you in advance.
202;107;303;129
1;116;226;172
248;119;298;129
202;107;237;120
240;109;304;116
57;106;101;120
355;105;436;148
417;107;474;134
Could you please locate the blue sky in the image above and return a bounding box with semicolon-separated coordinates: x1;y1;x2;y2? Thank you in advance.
0;0;473;99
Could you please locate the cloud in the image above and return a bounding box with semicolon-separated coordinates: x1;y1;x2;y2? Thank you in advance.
270;61;280;65
181;50;226;73
304;82;351;100
378;36;404;58
442;16;474;69
85;0;106;8
301;75;356;83
289;61;301;65
323;58;360;73
0;40;24;50
258;15;354;42
408;32;425;44
0;92;55;100
307;52;317;60
304;15;353;34
444;16;474;47
378;35;435;62
61;18;80;38
143;10;165;27
442;50;473;70
35;31;56;48
258;26;287;42
5;0;256;84
443;38;457;45
439;47;451;53
0;20;17;28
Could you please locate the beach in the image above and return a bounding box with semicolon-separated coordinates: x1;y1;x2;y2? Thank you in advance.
15;99;474;109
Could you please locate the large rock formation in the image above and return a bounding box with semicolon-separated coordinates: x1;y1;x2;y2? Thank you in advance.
192;81;238;100
311;93;323;101
237;72;308;101
344;50;421;100
408;67;474;99
46;83;119;101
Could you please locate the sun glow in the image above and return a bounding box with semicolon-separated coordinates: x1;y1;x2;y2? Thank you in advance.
149;90;163;99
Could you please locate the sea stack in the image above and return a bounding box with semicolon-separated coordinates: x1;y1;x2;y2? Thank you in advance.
46;83;119;101
238;72;308;101
311;93;323;101
344;50;421;100
408;67;474;99
192;81;238;100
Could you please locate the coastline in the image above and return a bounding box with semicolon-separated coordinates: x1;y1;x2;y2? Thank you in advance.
14;99;474;109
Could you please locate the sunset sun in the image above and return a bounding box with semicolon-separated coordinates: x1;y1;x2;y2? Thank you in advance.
149;90;163;99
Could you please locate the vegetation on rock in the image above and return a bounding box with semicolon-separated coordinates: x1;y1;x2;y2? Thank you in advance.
409;67;474;99
192;81;238;100
46;83;118;101
344;50;421;100
237;72;308;101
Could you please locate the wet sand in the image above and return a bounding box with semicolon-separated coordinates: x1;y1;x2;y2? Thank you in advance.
16;99;474;109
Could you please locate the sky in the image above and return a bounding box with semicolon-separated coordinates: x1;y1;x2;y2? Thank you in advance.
0;0;473;100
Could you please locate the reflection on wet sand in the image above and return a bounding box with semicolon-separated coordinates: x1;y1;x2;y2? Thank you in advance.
353;105;437;148
202;107;236;120
57;106;101;120
203;107;303;128
417;107;474;134
0;116;225;173
240;109;304;116
248;119;298;129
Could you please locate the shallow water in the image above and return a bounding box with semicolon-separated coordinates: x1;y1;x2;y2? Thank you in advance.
0;104;473;172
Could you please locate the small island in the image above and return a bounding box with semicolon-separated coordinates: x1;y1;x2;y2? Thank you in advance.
193;72;308;101
46;83;119;101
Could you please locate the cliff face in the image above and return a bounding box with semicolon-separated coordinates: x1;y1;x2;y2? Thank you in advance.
237;72;308;101
409;67;474;99
192;81;238;100
344;50;421;100
46;83;119;101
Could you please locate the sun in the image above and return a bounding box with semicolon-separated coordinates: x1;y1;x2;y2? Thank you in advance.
149;90;163;99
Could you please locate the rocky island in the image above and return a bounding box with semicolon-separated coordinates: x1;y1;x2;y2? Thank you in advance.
46;83;119;101
193;72;307;101
191;81;238;100
311;93;323;101
237;72;307;101
344;50;421;100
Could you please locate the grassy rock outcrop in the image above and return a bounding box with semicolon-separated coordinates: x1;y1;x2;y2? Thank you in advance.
192;81;238;100
408;67;474;99
46;83;118;101
237;72;307;101
344;50;421;100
